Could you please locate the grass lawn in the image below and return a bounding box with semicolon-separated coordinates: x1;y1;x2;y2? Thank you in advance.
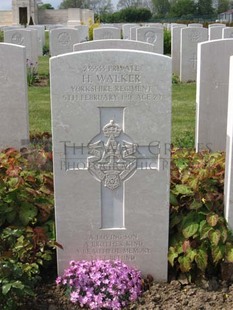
172;83;196;146
29;56;196;146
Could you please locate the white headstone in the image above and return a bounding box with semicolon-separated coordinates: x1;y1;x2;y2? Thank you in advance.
67;8;81;27
147;23;163;28
224;55;233;229
100;24;114;27
75;25;89;42
130;26;140;40
136;27;163;54
223;27;233;39
51;49;171;280
208;25;226;40
195;39;233;152
171;25;187;76
4;29;38;66
180;27;208;82
122;24;137;39
73;39;155;52
188;23;203;27
208;23;226;27
30;28;40;62
50;28;80;56
93;27;121;40
29;25;45;56
0;43;29;149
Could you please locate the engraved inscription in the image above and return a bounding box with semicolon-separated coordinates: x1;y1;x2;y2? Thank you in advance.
11;33;24;45
190;53;197;69
144;31;157;44
79;233;151;262
58;32;71;45
0;65;8;83
190;30;201;42
103;31;113;39
88;120;137;190
62;64;164;103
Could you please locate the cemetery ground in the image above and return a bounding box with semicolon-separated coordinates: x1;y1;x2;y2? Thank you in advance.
1;55;233;310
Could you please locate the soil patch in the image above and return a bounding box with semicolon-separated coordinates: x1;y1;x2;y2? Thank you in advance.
20;278;233;310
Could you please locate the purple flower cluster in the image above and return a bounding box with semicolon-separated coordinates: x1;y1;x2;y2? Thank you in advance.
56;259;142;309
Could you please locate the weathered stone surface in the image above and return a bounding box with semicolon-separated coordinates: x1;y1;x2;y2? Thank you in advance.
50;28;80;56
136;27;163;54
0;43;29;149
196;39;233;152
93;27;121;40
180;27;208;82
171;25;187;76
73;39;156;52
208;25;226;40
224;55;233;229
4;28;38;65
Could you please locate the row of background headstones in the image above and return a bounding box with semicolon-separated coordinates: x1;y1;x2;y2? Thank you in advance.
172;24;233;82
3;23;233;77
2;23;233;156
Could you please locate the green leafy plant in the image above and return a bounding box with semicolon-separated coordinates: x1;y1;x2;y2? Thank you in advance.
164;29;171;55
172;74;180;85
88;18;100;41
169;149;233;281
0;146;57;309
26;59;38;86
0;31;3;42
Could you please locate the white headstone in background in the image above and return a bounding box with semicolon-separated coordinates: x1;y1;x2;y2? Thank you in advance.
29;25;45;56
223;27;233;38
75;25;89;42
73;39;155;52
208;25;226;40
224;55;233;230
100;24;114;27
136;27;163;54
180;27;208;82
67;8;81;28
196;39;233;152
30;28;40;62
0;43;29;149
51;49;171;280
50;28;80;56
171;25;187;76
149;23;163;28
4;29;38;66
130;26;140;40
208;23;226;27
122;24;137;39
188;23;203;27
93;27;121;40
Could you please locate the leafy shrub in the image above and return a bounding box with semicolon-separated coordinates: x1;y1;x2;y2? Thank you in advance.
169;149;233;281
0;31;3;42
57;259;142;309
117;7;152;22
43;30;50;55
103;7;152;23
172;74;180;85
173;131;195;148
88;18;100;41
0;146;56;308
164;29;171;55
